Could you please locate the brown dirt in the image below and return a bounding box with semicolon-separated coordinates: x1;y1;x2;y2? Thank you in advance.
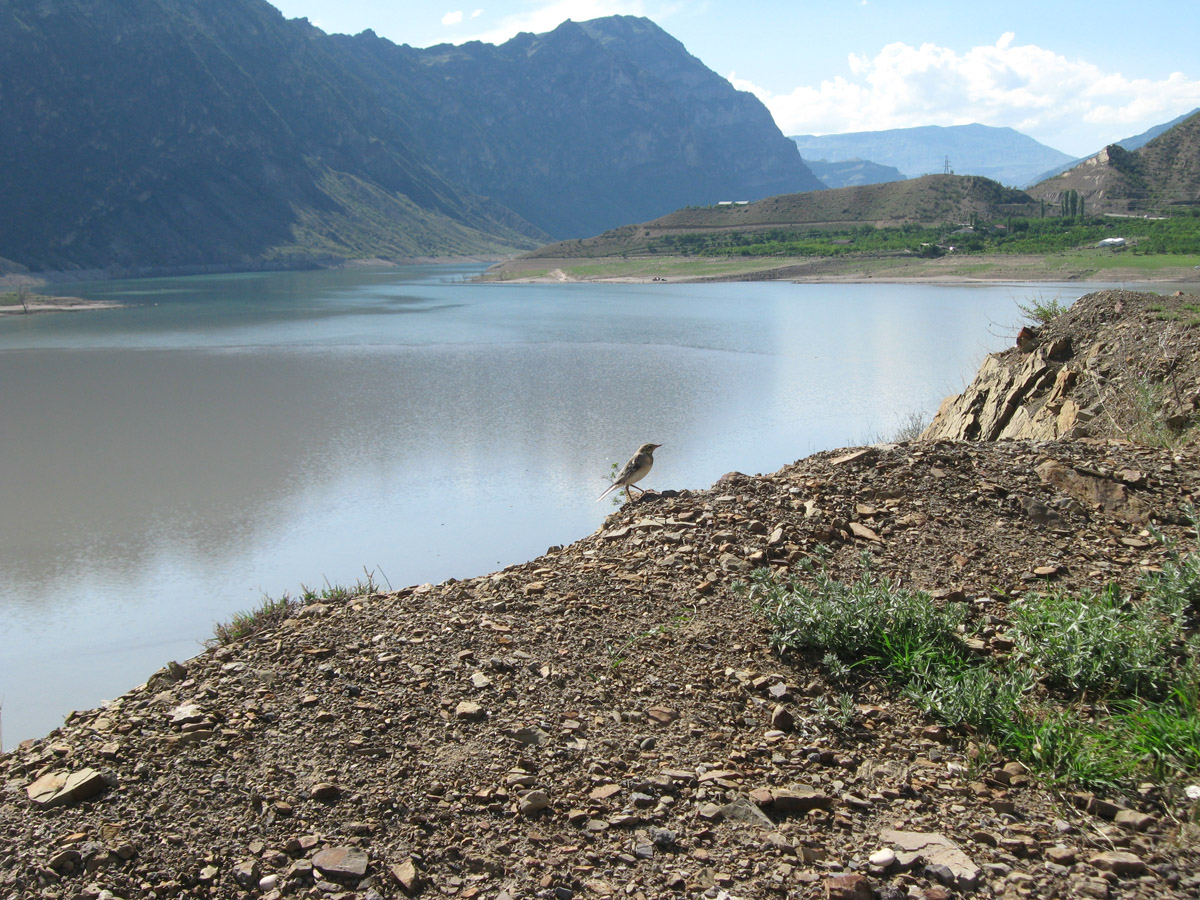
3;436;1200;899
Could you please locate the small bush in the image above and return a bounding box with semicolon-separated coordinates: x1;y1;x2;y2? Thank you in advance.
1009;584;1179;699
749;558;966;667
890;409;930;443
210;593;299;646
1017;294;1069;324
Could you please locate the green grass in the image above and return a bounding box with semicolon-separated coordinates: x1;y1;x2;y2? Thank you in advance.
1085;251;1200;272
560;257;790;279
210;571;384;645
743;532;1200;791
209;593;300;646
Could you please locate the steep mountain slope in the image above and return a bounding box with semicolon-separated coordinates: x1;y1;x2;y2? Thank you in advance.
1117;107;1200;152
0;0;543;272
328;17;823;240
1;3;820;272
790;124;1075;188
1028;111;1200;213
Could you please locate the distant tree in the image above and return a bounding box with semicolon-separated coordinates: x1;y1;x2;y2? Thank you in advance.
1060;189;1085;220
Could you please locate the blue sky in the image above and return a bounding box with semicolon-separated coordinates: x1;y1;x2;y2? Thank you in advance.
268;0;1200;157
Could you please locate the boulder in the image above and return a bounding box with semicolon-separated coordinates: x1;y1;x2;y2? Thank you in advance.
26;768;109;808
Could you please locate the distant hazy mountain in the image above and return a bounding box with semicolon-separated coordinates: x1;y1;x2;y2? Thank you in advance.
790;124;1076;188
1029;108;1200;184
803;158;907;189
0;3;818;272
1028;110;1200;213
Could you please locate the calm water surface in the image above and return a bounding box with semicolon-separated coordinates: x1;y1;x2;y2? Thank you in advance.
0;266;1091;747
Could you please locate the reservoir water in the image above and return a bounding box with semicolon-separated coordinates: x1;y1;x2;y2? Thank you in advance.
0;266;1091;747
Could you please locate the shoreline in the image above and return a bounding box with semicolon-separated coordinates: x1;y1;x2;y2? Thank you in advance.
478;252;1200;286
8;252;1199;291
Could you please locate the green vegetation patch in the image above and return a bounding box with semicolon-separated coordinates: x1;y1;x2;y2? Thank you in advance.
1018;295;1070;324
743;525;1200;791
659;212;1200;261
0;290;38;307
210;571;383;645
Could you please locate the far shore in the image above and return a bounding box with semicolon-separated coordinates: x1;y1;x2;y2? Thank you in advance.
478;251;1200;286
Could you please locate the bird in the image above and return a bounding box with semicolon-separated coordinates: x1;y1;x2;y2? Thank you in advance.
597;442;661;503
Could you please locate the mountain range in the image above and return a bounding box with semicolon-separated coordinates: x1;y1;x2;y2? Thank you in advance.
0;1;820;274
790;124;1077;189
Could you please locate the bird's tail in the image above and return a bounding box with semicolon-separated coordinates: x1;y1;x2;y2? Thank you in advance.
596;482;619;502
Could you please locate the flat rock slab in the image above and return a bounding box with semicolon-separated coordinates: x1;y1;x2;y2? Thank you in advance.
26;768;108;808
772;786;833;814
312;846;369;882
880;829;980;891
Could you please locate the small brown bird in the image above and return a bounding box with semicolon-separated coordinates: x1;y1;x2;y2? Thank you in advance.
597;442;661;503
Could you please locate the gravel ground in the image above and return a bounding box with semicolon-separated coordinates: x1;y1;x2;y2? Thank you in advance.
3;432;1199;900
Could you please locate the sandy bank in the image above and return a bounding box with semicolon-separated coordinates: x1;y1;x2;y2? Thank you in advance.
0;295;124;316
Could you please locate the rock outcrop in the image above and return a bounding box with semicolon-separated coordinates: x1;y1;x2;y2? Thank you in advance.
922;289;1200;444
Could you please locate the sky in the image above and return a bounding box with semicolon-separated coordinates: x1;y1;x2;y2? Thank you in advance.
268;0;1200;158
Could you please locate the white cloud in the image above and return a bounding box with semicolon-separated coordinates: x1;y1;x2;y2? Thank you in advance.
442;10;464;25
735;34;1200;153
471;9;484;18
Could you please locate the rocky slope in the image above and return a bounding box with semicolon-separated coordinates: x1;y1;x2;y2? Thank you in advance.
3;445;1200;897
922;290;1200;445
